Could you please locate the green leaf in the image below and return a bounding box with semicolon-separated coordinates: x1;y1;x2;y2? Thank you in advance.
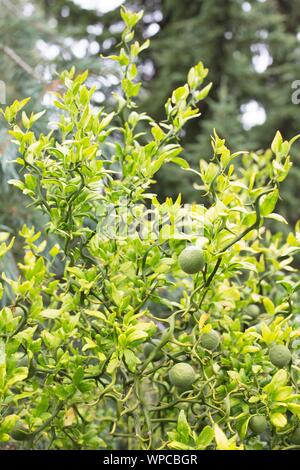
0;415;19;433
287;403;300;416
0;341;6;390
172;85;189;104
263;369;288;394
177;410;190;439
196;425;214;449
260;190;279;216
271;131;283;154
73;366;84;386
214;424;230;450
195;82;212;101
106;352;119;375
171;157;190;169
270;412;287;428
168;440;193;450
263;297;275;315
5;367;28;390
41;309;61;319
123;349;140;372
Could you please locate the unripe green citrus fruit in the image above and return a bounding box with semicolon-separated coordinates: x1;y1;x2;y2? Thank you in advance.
200;330;220;351
249;415;267;434
144;340;163;361
178;246;205;274
290;427;300;445
10;425;32;441
269;345;291;368
247;304;260;319
169;362;196;390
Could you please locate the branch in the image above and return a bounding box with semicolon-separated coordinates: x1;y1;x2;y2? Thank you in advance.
0;43;42;82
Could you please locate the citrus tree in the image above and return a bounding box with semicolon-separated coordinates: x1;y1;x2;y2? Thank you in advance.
1;7;300;450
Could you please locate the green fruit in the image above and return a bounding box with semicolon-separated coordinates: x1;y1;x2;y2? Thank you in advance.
10;426;32;441
249;415;267;434
169;362;196;390
290;427;300;445
200;330;220;351
144;340;164;361
178;246;205;274
247;304;260;319
269;345;291;368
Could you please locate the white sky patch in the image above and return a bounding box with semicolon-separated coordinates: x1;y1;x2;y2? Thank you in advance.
240;100;266;130
72;0;125;13
87;24;104;35
72;38;89;58
23;2;35;16
36;40;60;60
143;59;155;78
144;11;163;23
110;21;125;34
89;41;100;54
93;90;106;103
61;6;70;17
251;43;273;73
42;92;55;106
144;23;160;38
242;2;252;12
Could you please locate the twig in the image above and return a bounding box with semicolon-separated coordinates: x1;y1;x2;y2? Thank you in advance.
0;43;42;82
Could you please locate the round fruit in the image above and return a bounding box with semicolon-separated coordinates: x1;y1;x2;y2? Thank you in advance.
144;340;164;361
178;246;205;274
200;330;220;351
249;415;267;434
290;427;300;445
10;426;32;441
169;363;196;390
269;345;291;368
247;304;260;319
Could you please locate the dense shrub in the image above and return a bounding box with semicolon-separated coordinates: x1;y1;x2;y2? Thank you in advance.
0;8;300;450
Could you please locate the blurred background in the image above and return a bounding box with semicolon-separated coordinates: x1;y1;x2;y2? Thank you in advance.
1;0;300;282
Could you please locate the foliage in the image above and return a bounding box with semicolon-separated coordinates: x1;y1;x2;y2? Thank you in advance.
0;0;59;284
0;8;300;451
0;0;113;269
130;0;300;222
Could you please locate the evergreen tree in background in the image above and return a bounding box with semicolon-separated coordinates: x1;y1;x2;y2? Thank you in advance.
1;0;300;228
0;0;50;287
43;0;300;220
0;0;114;274
0;0;122;296
131;0;300;212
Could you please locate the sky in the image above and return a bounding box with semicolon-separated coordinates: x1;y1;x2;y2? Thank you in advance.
72;0;125;13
